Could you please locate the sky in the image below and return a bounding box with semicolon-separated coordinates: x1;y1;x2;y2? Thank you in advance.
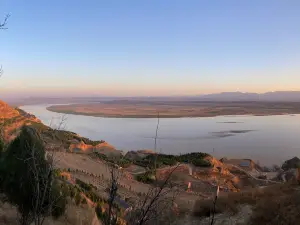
0;0;300;98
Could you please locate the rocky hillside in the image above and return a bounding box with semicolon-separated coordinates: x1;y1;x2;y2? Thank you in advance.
0;100;116;154
0;101;41;142
69;140;120;158
0;100;19;119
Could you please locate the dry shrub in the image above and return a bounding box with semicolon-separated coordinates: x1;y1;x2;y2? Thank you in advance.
193;197;238;217
249;192;300;225
193;182;298;218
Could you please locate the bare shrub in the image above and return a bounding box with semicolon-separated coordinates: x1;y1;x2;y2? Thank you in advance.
249;191;300;225
193;182;297;218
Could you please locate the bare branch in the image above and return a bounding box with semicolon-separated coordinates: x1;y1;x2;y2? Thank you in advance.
0;14;10;77
128;164;180;225
154;112;160;178
57;114;67;130
106;166;119;225
0;14;10;29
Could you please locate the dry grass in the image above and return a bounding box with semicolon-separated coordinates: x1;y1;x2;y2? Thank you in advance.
0;198;99;225
193;182;299;219
0;201;18;225
249;191;300;225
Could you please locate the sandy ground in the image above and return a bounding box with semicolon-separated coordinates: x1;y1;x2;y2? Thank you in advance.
47;101;300;118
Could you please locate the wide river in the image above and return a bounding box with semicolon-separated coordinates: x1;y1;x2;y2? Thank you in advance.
20;104;300;166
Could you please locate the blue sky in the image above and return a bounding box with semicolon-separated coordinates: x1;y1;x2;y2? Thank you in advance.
0;0;300;98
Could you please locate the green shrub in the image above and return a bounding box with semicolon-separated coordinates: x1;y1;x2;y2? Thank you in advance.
141;152;210;168
136;171;155;183
76;179;92;191
81;197;87;205
191;158;211;167
96;203;106;221
118;158;132;168
70;186;78;198
0;126;67;221
75;194;82;206
51;182;67;219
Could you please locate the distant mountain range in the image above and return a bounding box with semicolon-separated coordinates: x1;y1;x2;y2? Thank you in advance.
5;91;300;106
193;91;300;102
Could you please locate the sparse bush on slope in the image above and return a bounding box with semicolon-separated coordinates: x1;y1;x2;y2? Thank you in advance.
0;137;4;155
0;126;67;225
191;158;211;167
193;182;300;225
249;189;300;225
140;152;211;168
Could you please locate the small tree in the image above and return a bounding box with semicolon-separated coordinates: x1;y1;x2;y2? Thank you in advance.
0;126;66;225
105;167;119;225
127;165;180;225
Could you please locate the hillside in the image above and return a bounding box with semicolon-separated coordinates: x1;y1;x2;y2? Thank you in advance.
0;100;116;154
0;100;19;119
2;99;299;224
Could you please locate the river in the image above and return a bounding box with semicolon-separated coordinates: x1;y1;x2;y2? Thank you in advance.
20;104;300;166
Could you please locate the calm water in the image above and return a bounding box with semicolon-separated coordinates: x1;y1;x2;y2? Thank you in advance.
20;104;300;166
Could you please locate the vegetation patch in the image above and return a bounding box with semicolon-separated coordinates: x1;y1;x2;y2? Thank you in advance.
136;152;211;168
0;126;67;224
92;152;132;168
76;178;93;192
136;171;155;183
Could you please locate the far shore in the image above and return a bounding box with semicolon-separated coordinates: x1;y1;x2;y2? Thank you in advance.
46;101;300;118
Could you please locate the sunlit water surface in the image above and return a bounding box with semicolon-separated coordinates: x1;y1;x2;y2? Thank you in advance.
20;104;300;166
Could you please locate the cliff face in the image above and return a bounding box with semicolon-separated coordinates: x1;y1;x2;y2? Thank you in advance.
0;101;42;142
0;100;19;119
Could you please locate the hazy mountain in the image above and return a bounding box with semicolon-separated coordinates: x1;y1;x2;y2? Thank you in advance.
260;92;300;102
193;91;300;102
5;91;300;106
199;92;260;101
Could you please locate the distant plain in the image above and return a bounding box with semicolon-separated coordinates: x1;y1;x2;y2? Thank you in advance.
46;101;300;118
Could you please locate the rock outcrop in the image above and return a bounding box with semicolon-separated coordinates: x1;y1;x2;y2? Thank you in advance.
220;158;262;172
69;140;120;158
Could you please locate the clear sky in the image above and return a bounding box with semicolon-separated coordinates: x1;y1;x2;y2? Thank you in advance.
0;0;300;98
